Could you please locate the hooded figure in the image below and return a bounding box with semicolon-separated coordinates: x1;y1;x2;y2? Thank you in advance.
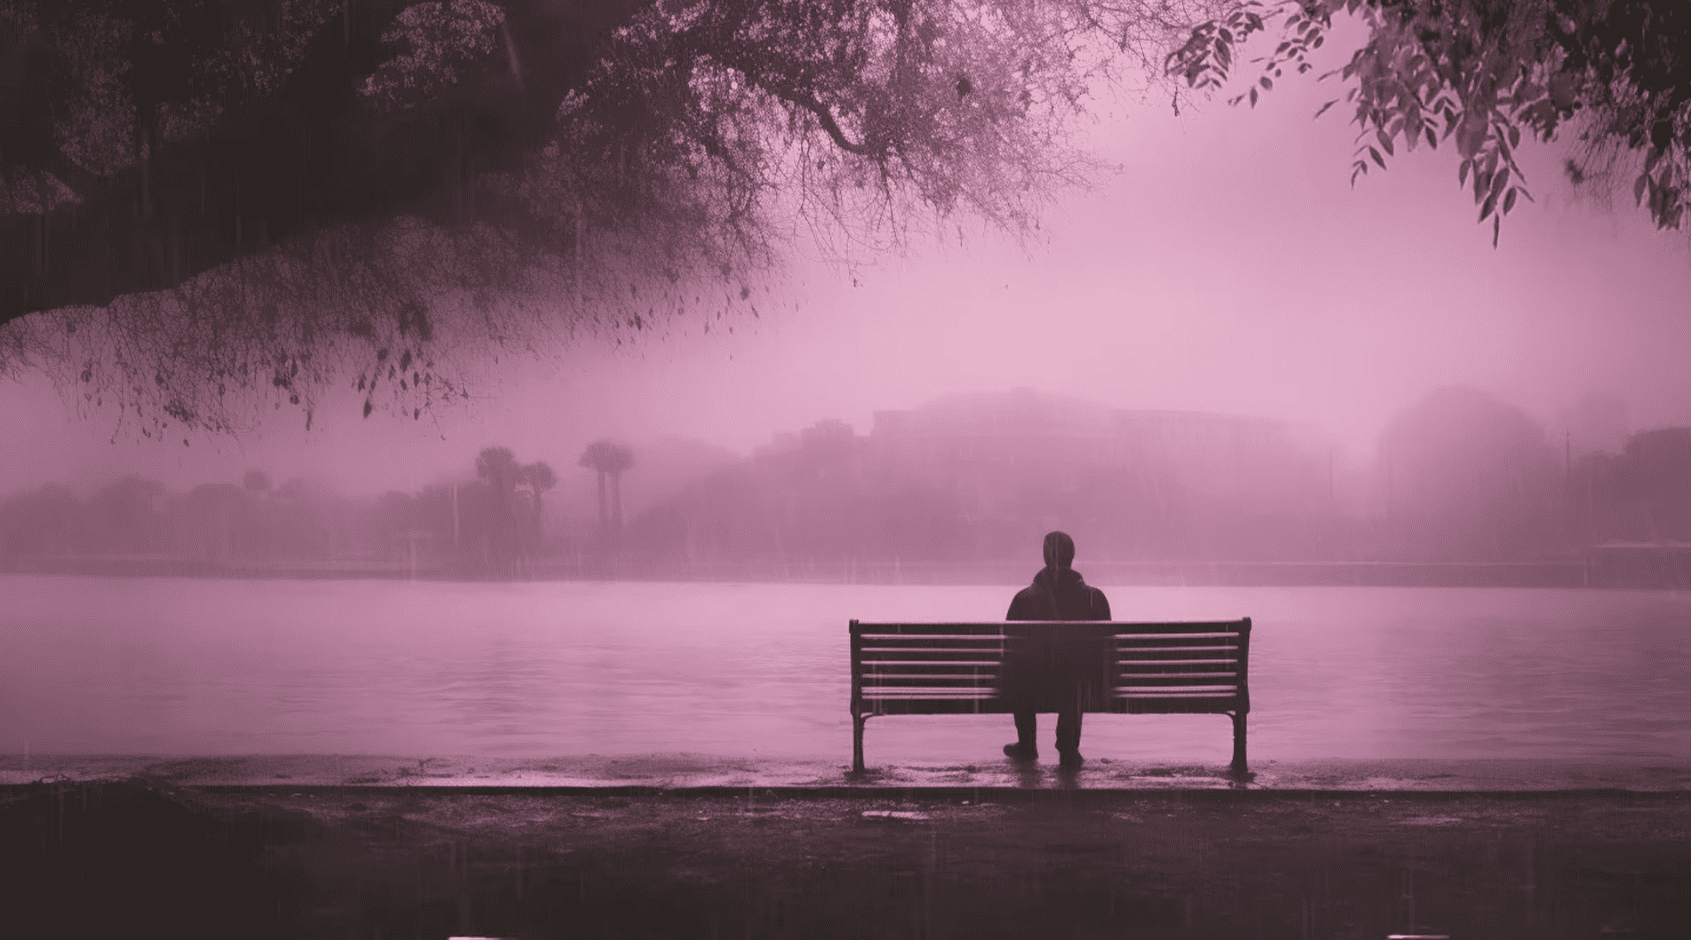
1001;531;1111;767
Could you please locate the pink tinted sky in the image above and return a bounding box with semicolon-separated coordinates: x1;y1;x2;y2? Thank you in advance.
4;27;1691;497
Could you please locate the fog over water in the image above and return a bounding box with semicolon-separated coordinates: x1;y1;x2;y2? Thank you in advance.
5;50;1691;501
4;577;1688;764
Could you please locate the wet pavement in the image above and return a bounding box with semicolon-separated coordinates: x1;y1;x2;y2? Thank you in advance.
4;753;1690;792
6;754;1690;939
2;778;1688;940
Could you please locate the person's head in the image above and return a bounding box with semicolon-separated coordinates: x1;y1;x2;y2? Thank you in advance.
1042;531;1075;570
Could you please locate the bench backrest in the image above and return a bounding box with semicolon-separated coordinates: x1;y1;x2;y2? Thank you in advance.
850;619;1251;717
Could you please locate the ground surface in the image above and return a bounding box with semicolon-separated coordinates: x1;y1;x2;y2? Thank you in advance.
2;781;1688;940
7;753;1691;791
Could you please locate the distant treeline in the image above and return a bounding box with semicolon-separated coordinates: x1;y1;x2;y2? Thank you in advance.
6;389;1691;579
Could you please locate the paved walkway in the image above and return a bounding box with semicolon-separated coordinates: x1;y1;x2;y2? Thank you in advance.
3;753;1688;791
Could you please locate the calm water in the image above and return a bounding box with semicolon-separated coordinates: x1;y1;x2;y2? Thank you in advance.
2;575;1688;765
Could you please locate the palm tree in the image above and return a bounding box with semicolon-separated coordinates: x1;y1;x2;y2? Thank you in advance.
476;446;522;561
476;447;519;494
579;441;635;543
522;462;558;538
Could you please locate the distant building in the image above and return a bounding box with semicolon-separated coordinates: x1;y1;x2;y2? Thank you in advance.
867;389;1330;559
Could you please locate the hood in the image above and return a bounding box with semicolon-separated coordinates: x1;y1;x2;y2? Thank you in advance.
1032;566;1086;591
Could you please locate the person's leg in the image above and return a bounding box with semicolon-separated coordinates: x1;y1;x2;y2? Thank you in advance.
1005;710;1038;759
1055;707;1082;764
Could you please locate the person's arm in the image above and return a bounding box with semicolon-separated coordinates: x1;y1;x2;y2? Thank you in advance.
1007;589;1035;621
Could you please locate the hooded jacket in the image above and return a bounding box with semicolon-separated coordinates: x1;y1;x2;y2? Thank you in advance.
1006;566;1111;622
1000;566;1112;708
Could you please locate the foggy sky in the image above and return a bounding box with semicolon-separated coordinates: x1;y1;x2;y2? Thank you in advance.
5;29;1691;502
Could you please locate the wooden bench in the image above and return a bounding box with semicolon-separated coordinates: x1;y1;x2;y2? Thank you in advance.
849;618;1252;774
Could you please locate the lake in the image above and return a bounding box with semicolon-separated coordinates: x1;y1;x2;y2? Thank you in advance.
2;575;1688;767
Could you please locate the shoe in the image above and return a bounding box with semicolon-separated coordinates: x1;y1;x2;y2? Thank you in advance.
1057;750;1084;769
1002;743;1038;762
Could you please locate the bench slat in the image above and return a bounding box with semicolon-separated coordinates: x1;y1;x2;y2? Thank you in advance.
860;643;1002;650
859;649;1001;655
1116;642;1237;649
1120;686;1238;692
1114;633;1241;640
863;674;999;680
863;677;1000;685
857;639;1004;645
1120;658;1238;665
1117;671;1238;679
863;659;1001;666
864;691;999;699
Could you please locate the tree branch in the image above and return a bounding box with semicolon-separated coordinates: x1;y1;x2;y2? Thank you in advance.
762;81;881;158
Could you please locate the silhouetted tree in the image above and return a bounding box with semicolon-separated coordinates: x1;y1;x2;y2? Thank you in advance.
82;475;168;555
1609;428;1691;542
521;461;557;538
475;445;522;564
1379;386;1559;559
0;483;82;557
3;0;1197;434
242;470;271;497
579;440;634;544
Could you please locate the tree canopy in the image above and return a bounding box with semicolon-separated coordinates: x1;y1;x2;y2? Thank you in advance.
1168;0;1691;243
3;0;1688;437
3;0;1213;436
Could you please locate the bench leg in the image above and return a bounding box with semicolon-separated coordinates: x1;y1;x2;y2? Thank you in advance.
1230;712;1248;776
852;712;867;774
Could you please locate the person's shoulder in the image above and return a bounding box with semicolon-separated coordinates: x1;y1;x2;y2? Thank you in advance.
1009;585;1043;607
1007;585;1045;619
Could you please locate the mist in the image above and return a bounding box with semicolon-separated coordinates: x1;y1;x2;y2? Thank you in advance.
5;44;1691;572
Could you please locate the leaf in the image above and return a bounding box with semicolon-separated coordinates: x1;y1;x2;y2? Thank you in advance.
1249;86;1258;107
1377;128;1394;157
1261;76;1273;90
1492;215;1501;248
1459;160;1470;186
1369;146;1386;169
1314;99;1338;119
1635;173;1649;205
1480;193;1496;221
1508;125;1521;149
1456;113;1486;159
1426;127;1438;149
1503;187;1518;214
1491;167;1510;199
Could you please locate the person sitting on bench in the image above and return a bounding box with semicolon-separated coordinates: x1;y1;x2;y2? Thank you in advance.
1002;531;1112;768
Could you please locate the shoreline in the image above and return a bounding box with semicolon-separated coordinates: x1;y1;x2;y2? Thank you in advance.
6;754;1690;792
0;558;1638;587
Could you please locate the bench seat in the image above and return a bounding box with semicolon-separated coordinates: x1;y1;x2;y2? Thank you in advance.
849;618;1252;774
